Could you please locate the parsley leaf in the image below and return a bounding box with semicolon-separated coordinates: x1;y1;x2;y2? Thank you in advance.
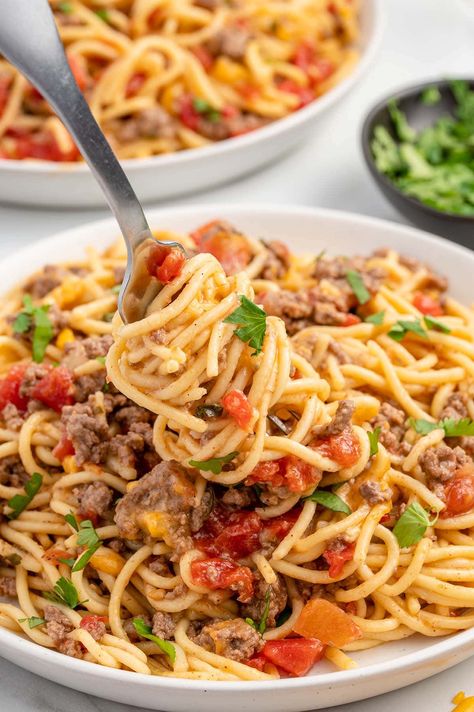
424;315;451;333
189;451;239;475
96;356;106;365
409;417;474;437
193;98;221;123
393;502;439;548
44;577;82;609
7;473;43;520
72;520;101;572
65;512;79;531
95;9;109;21
245;617;257;630
388;319;428;342
365;310;385;325
258;589;271;634
18;616;45;629
368;427;381;457
224;296;267;355
346;270;370;305
58;2;73;13
13;295;54;363
305;489;351;515
421;87;441;106
132;618;176;663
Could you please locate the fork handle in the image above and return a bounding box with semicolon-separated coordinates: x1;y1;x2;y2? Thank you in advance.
0;0;150;245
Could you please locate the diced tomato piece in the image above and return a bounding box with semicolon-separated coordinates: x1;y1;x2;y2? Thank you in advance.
190;557;254;602
312;429;360;468
43;548;71;565
125;72;146;98
246;456;320;494
413;292;443;316
52;433;75;461
195;506;263;558
191;220;252;275
179;94;201;132
80;614;108;628
323;541;355;578
222;104;239;119
444;465;474;516
262;638;325;677
262;507;301;540
78;509;100;526
13;131;80;162
0;74;12;115
292;41;317;72
277;79;314;108
243;655;267;671
147;243;185;284
191;46;214;72
31;366;74;412
0;364;28;411
341;313;361;327
67;53;88;92
293;598;362;647
238;83;260;101
308;58;334;86
222;389;252;429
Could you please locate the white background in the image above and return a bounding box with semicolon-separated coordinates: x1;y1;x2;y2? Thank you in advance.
0;0;473;710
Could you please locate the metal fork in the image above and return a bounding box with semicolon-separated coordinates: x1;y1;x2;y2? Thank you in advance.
0;0;186;323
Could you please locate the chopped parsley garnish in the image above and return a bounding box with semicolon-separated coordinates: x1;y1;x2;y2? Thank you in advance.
95;9;109;22
189;451;239;475
346;270;370;305
409;417;474;437
368;426;381;457
246;590;271;634
58;2;73;13
305;489;351;515
7;472;43;520
371;81;474;217
193;98;221;123
195;404;223;419
224;295;267;355
13;295;54;363
393;502;439;548
44;576;83;609
424;315;451;333
18;616;45;629
72;520;101;572
421;87;441;106
96;356;107;365
388;318;428;342
65;512;79;531
365;310;385;325
132;618;176;663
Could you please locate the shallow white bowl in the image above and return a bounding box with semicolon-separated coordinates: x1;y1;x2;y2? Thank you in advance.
0;0;382;208
1;205;473;710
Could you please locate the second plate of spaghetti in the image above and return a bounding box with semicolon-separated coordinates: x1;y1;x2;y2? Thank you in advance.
1;205;474;711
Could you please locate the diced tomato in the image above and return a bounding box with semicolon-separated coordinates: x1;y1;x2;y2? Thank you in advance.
243;655;267;671
52;433;75;461
262;507;302;540
312;429;360;468
13;131;80;162
444;465;474;516
125;72;146;98
0;364;28;411
222;104;239;119
191;46;214;72
261;638;325;677
309;58;334;85
413;292;443;316
194;506;263;559
222;389;253;429
179;94;201;132
80;615;108;628
238;82;260;101
31;366;74;412
67;53;88;92
190;557;254;602
292;41;317;72
293;598;362;648
0;74;12;115
78;509;100;526
323;540;355;578
191;220;252;275
246;456;320;494
147;243;185;284
277;79;314;108
43;548;71;565
341;313;361;327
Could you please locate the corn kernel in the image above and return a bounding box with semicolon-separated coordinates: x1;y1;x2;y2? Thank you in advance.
51;278;84;309
90;550;125;576
140;511;170;538
56;328;75;349
62;455;78;473
212;57;248;84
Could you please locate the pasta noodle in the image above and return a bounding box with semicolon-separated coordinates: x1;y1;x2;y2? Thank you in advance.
0;0;359;161
2;220;474;682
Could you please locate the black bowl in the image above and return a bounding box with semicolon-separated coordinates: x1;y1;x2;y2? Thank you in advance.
361;79;474;249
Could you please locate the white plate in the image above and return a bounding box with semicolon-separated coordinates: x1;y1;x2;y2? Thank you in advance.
1;204;474;711
0;0;383;208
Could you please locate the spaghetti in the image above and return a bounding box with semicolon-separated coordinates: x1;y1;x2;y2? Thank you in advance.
2;221;474;681
0;0;359;161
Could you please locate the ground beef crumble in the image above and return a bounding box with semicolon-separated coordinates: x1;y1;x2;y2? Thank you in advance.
193;618;264;661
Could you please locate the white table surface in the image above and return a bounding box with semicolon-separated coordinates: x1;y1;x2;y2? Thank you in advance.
0;0;473;709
